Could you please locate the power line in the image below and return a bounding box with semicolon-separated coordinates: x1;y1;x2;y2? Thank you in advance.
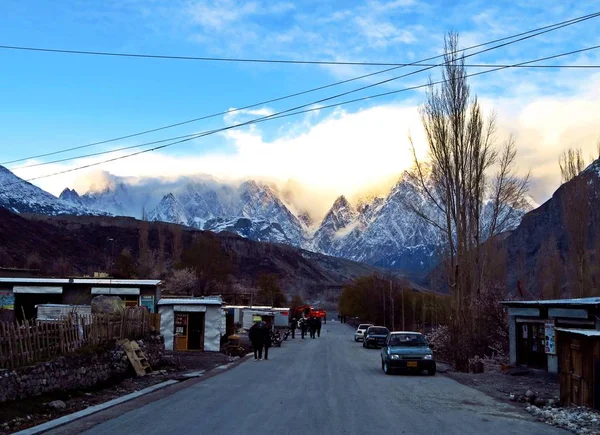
1;43;599;68
0;10;598;65
4;10;600;168
7;43;600;189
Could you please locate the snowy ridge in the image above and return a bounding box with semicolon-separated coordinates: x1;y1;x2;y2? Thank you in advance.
0;166;107;216
0;163;530;276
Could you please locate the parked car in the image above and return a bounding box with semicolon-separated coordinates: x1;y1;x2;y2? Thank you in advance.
354;323;374;342
380;331;436;376
363;326;389;348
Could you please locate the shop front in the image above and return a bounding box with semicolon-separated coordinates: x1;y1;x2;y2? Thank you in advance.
516;321;548;370
158;297;224;352
502;297;600;374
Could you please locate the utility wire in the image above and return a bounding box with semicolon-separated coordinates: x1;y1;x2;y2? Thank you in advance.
2;10;600;167
1;43;598;68
10;14;600;171
0;10;598;65
7;43;600;189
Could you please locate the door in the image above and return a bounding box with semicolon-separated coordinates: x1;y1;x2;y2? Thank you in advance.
174;312;188;351
570;341;583;405
516;323;547;369
187;312;205;350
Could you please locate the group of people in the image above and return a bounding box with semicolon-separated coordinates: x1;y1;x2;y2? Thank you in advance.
289;316;322;339
248;320;273;361
248;315;324;361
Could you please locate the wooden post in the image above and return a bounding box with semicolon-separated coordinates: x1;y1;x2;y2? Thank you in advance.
58;321;65;355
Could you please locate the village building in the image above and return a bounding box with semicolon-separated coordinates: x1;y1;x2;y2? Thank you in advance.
158;297;225;352
502;297;600;374
0;277;161;321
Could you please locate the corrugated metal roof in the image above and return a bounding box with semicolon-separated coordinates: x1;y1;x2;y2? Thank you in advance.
158;298;223;306
0;278;161;285
502;297;600;307
556;328;600;337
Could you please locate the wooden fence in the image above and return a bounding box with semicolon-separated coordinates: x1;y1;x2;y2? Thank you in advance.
0;308;161;370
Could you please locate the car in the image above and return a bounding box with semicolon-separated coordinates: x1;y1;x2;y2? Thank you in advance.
354;323;374;342
380;331;436;376
363;326;389;348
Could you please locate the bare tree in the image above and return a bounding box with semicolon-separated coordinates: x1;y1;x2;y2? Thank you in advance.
559;148;586;183
408;33;530;370
163;268;198;296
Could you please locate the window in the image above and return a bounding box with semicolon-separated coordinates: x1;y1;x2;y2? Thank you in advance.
123;295;138;307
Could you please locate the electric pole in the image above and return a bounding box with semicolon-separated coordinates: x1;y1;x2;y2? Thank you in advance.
383;285;386;327
401;286;405;331
390;280;395;331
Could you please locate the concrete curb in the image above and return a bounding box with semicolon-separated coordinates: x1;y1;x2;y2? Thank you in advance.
12;380;179;435
13;354;254;435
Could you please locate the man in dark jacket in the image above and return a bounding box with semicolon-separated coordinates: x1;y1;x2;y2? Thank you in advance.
309;316;317;339
249;321;264;360
300;317;308;339
262;321;272;360
316;317;322;337
289;317;296;339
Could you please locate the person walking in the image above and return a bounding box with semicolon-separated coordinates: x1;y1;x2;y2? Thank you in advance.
289;317;296;339
309;316;317;339
249;320;264;361
300;318;307;339
316;316;322;338
262;321;272;361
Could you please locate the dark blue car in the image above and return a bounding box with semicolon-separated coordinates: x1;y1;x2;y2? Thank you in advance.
363;326;389;348
380;331;436;376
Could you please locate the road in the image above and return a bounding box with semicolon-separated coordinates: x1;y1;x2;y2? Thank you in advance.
49;320;564;435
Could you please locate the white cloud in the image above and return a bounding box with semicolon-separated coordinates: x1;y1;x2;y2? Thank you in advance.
222;107;275;125
186;0;259;30
12;75;600;219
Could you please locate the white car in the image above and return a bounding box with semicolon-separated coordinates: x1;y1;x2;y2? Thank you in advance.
354;323;374;342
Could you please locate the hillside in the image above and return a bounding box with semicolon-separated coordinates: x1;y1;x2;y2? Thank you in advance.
0;208;400;296
501;160;600;296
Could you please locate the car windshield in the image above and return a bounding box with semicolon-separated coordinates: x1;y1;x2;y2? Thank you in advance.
368;328;388;335
358;324;373;330
388;334;427;347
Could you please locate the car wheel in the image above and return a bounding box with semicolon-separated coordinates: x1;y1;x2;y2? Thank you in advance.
384;361;393;375
354;337;358;342
427;368;436;376
381;358;384;371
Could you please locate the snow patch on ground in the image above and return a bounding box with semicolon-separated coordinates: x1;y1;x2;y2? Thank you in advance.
527;405;600;434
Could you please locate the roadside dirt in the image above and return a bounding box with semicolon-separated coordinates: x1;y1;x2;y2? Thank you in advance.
444;370;560;407
0;352;233;435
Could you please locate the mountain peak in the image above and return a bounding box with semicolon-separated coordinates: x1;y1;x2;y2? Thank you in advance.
148;193;188;225
0;166;107;216
332;195;351;209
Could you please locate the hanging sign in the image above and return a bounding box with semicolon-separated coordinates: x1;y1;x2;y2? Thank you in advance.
174;312;188;336
0;291;14;310
140;295;155;313
545;323;556;355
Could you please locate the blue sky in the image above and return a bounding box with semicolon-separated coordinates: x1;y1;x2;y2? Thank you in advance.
1;0;599;210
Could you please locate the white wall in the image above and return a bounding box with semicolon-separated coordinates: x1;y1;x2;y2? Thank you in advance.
204;306;223;352
159;305;175;351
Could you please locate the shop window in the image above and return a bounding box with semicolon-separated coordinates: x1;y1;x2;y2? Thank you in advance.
123;296;139;307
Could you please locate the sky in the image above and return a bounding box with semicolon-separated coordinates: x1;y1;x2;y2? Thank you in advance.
1;0;600;217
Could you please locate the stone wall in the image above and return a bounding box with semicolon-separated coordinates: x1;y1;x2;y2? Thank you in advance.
0;333;165;403
137;333;165;367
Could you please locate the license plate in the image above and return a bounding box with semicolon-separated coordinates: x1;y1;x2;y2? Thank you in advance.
407;361;418;368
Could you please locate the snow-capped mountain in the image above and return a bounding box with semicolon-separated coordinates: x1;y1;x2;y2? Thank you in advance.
60;182;136;217
54;170;530;277
0;166;106;216
147;193;188;226
312;196;364;255
322;174;443;274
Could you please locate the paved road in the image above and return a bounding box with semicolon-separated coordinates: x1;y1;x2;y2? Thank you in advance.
50;321;565;435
